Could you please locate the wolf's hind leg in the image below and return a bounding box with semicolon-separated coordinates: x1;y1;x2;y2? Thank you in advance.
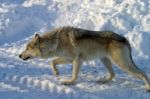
51;57;70;76
110;46;150;91
97;58;115;83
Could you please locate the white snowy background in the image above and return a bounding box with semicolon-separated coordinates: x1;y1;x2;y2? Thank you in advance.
0;0;150;99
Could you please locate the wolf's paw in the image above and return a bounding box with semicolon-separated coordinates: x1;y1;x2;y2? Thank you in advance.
97;76;111;84
60;80;75;85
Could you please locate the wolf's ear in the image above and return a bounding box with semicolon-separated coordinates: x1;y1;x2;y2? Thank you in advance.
34;33;41;44
35;33;40;38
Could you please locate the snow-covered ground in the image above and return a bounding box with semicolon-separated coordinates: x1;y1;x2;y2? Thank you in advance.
0;0;150;99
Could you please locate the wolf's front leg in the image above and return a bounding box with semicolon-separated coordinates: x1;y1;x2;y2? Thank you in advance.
51;57;70;76
61;57;81;85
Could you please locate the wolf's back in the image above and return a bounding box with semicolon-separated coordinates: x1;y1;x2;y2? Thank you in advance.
98;31;126;42
74;28;126;42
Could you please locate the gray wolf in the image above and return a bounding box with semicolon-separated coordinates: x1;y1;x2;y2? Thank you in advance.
19;26;150;91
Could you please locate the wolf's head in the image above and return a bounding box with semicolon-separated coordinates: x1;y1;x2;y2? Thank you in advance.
19;34;41;60
19;33;59;61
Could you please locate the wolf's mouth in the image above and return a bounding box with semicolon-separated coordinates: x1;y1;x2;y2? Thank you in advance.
23;56;31;61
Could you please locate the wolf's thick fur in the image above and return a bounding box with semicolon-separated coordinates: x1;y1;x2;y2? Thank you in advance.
19;26;150;91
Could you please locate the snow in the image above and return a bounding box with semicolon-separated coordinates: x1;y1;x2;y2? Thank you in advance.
0;0;150;99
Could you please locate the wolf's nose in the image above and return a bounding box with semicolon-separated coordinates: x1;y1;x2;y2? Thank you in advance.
19;54;22;58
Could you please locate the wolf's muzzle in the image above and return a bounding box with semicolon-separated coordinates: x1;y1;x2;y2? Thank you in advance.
19;54;30;61
19;54;22;58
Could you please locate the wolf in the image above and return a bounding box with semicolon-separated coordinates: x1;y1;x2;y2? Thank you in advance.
19;26;150;91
